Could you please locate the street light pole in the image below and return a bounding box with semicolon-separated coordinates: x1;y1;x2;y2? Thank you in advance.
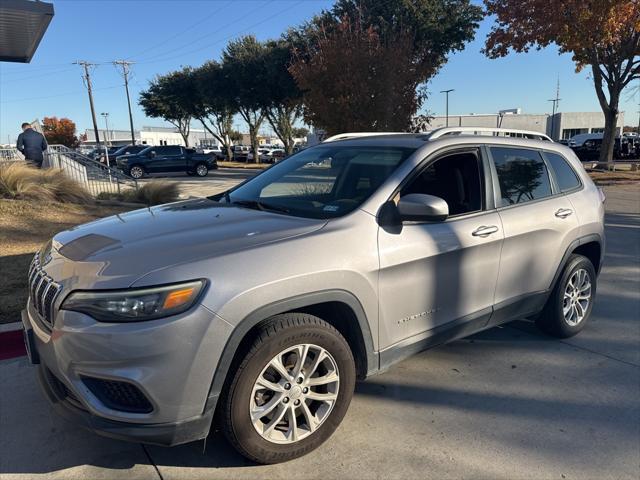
440;89;454;127
101;112;111;146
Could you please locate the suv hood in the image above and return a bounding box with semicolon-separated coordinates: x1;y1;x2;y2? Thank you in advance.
47;198;326;289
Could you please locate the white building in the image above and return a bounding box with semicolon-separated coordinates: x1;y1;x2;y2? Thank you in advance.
428;110;625;141
82;126;223;148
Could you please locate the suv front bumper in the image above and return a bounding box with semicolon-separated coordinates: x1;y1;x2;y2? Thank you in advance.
21;300;230;446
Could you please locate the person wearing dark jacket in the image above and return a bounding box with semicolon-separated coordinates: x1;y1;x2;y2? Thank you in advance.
17;122;48;168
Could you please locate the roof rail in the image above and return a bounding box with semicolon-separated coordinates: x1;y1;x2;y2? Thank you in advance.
427;127;552;142
322;132;406;143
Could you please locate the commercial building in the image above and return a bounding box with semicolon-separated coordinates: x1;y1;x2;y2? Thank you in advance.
428;110;625;141
82;126;223;148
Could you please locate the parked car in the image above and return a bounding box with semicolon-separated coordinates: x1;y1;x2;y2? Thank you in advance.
571;136;628;161
247;148;273;162
201;146;227;160
116;145;217;178
232;145;251;161
23;129;604;464
270;148;287;161
99;144;148;167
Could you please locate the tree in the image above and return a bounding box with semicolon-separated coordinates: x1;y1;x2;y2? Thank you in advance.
139;68;195;146
221;36;267;162
484;0;640;166
258;40;304;155
288;0;483;135
42;117;79;148
292;126;309;138
190;61;237;161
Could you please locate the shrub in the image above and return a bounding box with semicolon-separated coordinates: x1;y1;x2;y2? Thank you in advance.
0;163;90;204
97;180;180;206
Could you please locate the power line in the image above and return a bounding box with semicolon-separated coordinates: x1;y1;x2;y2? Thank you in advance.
135;0;286;65
0;85;120;104
0;67;75;84
125;0;235;61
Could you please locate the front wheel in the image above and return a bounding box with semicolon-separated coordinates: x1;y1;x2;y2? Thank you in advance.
220;313;355;464
535;254;596;338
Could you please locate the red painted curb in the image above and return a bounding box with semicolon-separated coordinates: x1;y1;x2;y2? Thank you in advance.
0;329;26;361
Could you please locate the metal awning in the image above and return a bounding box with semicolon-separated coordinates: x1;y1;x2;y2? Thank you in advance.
0;0;54;63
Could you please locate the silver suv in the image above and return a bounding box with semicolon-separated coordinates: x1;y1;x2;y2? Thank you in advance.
22;129;604;464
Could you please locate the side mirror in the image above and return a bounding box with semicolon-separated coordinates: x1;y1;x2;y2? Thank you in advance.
397;193;449;222
149;151;156;158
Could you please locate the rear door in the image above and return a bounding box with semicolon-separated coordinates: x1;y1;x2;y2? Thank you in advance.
488;146;580;321
378;147;504;348
153;146;185;172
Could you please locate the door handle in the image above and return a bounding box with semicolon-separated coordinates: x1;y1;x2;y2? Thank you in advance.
555;208;573;219
472;225;499;237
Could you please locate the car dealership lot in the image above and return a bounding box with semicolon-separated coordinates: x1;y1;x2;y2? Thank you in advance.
1;184;638;480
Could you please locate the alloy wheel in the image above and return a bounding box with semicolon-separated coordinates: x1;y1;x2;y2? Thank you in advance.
563;268;592;326
249;343;340;444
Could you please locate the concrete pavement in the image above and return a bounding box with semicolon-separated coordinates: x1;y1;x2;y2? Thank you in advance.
1;184;638;479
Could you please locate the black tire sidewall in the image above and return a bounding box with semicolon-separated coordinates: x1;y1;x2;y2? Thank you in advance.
227;319;355;464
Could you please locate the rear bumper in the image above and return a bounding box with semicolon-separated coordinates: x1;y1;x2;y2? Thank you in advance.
37;363;215;446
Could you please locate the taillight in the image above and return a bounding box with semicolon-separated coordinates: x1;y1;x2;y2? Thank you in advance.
598;187;606;203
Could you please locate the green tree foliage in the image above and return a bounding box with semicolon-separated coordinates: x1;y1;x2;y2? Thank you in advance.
190;61;237;160
258;40;304;155
288;0;482;134
221;36;267;162
139;68;195;146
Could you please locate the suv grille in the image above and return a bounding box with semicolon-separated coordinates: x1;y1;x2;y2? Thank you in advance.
28;253;62;329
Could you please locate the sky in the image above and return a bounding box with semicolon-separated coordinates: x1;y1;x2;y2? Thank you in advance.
0;0;638;145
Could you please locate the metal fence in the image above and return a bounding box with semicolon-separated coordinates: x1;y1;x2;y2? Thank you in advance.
46;145;138;197
0;145;137;197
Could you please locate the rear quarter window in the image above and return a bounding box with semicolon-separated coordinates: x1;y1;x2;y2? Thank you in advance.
490;147;553;206
545;152;581;192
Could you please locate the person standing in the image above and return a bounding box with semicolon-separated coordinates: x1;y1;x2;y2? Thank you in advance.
16;122;48;168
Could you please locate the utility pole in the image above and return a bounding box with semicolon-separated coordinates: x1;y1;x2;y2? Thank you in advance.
440;89;454;127
74;61;101;147
548;78;561;140
113;60;136;145
100;112;111;146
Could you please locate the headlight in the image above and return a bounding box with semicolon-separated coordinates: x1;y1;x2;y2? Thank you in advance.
61;280;205;322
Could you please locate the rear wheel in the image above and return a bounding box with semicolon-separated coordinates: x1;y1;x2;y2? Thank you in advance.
221;313;355;464
195;163;209;177
129;165;144;179
536;254;596;338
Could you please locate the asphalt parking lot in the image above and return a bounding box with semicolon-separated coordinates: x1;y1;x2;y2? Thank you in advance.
138;168;258;198
0;183;638;480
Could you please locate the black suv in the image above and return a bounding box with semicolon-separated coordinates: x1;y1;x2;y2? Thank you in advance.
116;145;218;178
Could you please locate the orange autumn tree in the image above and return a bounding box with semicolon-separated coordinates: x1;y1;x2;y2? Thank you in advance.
484;0;640;165
42;116;80;148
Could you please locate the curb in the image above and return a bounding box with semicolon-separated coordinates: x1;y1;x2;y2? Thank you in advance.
0;329;26;361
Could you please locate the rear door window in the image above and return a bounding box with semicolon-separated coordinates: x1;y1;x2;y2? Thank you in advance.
545;152;581;192
490;147;553;206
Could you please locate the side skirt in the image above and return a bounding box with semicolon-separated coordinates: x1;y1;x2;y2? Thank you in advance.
376;290;549;374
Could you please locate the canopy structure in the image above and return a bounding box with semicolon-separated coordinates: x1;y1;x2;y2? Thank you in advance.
0;0;54;63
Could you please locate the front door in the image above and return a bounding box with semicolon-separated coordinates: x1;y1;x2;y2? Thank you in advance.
378;148;503;349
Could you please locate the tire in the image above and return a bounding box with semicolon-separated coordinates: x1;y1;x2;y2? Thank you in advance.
195;163;209;177
535;254;596;338
220;313;356;464
129;165;144;179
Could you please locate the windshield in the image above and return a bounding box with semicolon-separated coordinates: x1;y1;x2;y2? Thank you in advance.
224;145;415;219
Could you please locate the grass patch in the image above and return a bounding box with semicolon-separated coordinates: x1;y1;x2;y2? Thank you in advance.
588;170;640;185
0;199;132;324
219;161;271;170
97;180;180;205
0;163;91;204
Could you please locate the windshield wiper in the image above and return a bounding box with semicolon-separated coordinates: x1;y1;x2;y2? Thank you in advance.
231;199;290;214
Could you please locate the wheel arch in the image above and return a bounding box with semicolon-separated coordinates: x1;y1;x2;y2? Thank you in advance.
203;290;377;416
550;233;603;291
